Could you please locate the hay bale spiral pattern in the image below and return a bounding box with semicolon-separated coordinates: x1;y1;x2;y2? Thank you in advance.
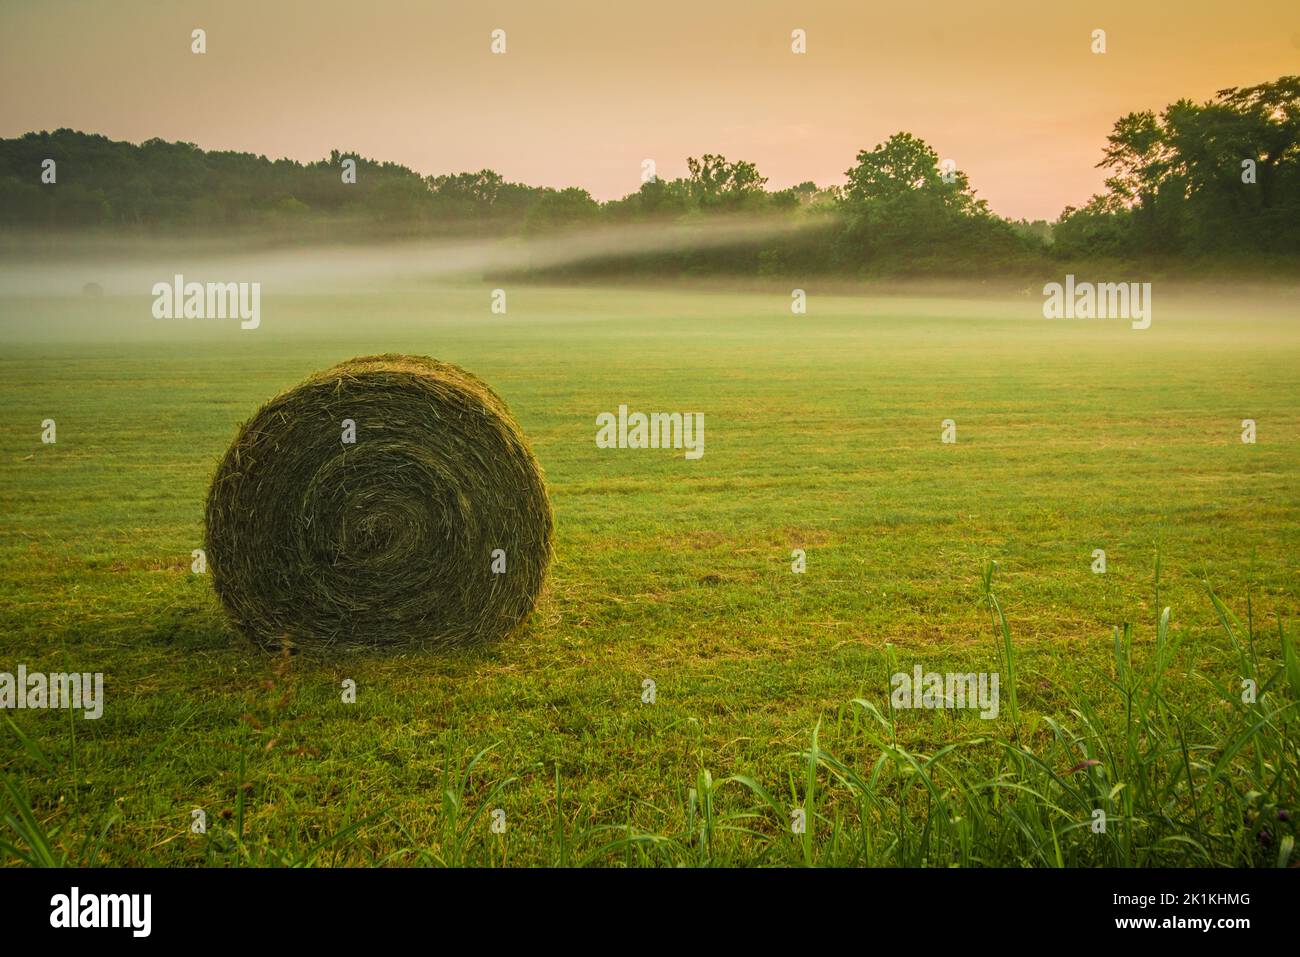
205;355;552;649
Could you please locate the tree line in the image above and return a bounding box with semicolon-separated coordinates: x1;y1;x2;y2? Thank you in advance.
2;76;1295;276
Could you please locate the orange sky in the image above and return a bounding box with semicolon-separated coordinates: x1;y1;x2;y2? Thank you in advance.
2;0;1297;221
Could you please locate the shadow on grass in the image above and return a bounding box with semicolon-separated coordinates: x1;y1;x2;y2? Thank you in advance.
125;601;235;653
126;593;519;672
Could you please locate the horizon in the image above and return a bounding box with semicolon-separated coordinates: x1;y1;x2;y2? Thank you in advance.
2;0;1298;222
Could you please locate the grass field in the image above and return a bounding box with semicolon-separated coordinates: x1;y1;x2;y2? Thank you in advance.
1;278;1298;866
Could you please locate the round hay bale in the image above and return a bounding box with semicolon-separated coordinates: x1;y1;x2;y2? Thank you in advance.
204;354;552;650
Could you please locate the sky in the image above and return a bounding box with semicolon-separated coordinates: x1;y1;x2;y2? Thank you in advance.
2;0;1297;221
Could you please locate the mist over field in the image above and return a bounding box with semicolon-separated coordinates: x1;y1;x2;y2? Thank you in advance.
0;217;827;297
3;264;1298;873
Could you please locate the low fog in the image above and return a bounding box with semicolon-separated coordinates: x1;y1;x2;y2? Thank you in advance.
0;216;817;298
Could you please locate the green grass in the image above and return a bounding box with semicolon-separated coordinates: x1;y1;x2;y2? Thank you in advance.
0;280;1297;866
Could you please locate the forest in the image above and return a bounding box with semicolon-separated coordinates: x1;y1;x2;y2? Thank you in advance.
2;76;1296;277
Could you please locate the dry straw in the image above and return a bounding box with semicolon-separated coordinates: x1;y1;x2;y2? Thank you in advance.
205;354;552;650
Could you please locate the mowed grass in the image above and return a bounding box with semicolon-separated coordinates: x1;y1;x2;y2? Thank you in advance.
0;279;1297;866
